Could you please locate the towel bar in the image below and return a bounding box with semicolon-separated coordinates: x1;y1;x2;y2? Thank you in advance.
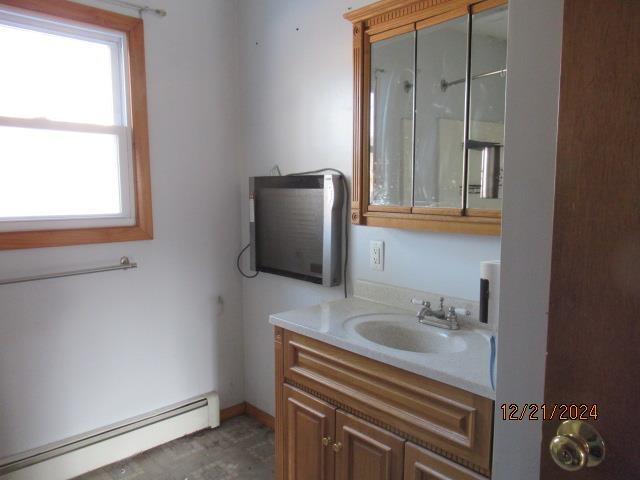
0;257;137;286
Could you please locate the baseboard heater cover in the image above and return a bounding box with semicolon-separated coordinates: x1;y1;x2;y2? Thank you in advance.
0;391;219;479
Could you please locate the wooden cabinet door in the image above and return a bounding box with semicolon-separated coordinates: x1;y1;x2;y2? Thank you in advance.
335;410;404;480
284;385;336;480
404;442;485;480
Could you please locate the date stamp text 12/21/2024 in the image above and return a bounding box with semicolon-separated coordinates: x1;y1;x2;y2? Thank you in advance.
500;403;599;421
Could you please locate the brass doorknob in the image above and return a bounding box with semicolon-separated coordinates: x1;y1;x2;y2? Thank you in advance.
321;436;332;447
549;420;605;471
332;441;343;453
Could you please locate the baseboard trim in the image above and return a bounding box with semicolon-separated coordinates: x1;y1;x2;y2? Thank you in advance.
0;392;219;480
220;402;248;422
221;402;274;430
246;403;275;430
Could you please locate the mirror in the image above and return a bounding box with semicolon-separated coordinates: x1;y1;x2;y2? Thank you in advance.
369;32;415;207
467;6;508;210
414;16;468;209
365;4;507;218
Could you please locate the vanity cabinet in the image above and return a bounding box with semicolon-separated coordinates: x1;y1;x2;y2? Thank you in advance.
274;327;494;479
345;0;508;235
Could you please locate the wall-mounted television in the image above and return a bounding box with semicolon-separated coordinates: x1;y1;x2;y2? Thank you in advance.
249;175;344;286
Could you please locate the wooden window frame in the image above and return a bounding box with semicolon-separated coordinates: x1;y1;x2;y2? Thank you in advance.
0;0;153;250
345;0;506;236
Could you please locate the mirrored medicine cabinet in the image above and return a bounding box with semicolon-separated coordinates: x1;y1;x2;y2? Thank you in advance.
345;0;508;235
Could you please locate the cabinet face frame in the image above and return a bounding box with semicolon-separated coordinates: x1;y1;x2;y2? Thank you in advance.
345;0;507;235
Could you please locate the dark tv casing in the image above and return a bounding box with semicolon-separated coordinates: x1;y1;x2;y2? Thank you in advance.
249;175;343;286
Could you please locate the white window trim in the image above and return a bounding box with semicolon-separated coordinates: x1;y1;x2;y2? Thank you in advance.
0;5;136;233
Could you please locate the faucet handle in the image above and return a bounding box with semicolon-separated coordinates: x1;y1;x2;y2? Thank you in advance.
411;298;430;307
446;307;460;328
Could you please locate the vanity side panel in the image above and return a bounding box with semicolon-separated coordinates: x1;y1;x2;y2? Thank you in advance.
275;327;285;480
283;331;493;474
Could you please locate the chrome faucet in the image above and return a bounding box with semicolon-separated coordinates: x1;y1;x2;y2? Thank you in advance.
411;297;462;330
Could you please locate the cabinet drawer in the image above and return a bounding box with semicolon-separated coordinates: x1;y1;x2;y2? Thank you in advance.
405;442;486;480
283;331;493;473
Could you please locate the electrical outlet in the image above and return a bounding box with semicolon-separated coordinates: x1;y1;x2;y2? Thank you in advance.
370;240;384;271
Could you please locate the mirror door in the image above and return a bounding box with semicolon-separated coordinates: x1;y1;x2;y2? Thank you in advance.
467;4;508;214
369;30;415;210
414;13;468;213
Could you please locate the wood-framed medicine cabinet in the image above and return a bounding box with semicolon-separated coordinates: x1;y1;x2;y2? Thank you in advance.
345;0;508;235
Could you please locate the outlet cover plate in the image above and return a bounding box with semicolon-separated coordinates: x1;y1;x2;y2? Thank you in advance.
370;240;384;271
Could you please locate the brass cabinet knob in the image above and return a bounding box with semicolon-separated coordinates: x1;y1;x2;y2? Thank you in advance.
321;436;332;447
332;441;343;453
549;420;605;471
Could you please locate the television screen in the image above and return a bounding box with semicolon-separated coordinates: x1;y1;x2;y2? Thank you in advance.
249;175;343;286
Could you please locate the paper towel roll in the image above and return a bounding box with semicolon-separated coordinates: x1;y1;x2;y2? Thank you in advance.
480;260;501;328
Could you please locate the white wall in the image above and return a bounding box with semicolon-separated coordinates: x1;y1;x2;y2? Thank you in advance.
0;0;244;459
493;1;563;479
238;0;501;418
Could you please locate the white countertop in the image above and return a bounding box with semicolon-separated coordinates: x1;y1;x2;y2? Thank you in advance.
269;297;496;399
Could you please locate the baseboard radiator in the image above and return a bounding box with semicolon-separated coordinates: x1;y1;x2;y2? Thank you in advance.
0;392;220;480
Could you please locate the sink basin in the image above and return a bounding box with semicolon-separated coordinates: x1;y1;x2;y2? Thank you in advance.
344;313;468;354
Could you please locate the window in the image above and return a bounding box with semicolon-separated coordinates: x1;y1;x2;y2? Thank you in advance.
0;0;152;249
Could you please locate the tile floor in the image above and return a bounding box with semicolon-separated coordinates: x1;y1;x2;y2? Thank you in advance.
75;415;274;480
